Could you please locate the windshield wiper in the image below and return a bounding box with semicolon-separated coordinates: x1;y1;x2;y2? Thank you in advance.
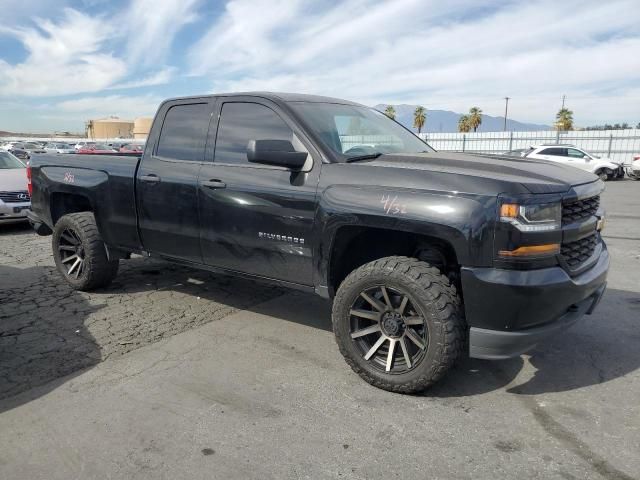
345;153;383;163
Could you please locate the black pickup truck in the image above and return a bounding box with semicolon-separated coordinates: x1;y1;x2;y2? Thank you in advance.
27;92;608;392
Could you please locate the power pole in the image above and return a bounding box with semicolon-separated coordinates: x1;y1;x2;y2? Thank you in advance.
503;97;510;131
561;94;566;110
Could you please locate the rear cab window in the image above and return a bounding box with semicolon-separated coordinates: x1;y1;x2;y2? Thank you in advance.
156;103;211;161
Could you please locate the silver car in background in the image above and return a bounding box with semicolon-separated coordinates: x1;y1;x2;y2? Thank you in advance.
0;151;31;224
44;142;76;154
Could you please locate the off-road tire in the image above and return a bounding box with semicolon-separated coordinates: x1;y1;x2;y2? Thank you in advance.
52;212;119;291
332;256;465;393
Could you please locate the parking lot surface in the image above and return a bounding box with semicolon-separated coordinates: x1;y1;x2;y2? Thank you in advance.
1;180;639;479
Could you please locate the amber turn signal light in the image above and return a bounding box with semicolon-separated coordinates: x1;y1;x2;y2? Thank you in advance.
499;243;560;257
500;203;519;218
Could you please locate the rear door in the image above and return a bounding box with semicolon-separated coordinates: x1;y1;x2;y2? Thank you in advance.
136;99;214;262
537;147;568;165
197;97;320;285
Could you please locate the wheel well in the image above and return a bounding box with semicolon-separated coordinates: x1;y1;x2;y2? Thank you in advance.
328;226;459;295
50;192;93;225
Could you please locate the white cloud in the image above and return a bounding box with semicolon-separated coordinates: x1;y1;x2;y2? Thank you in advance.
1;0;639;131
122;0;201;66
0;0;197;98
55;94;161;119
189;0;640;125
108;67;176;90
0;8;126;96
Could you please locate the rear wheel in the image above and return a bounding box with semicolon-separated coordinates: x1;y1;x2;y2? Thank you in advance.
52;212;119;291
332;256;465;393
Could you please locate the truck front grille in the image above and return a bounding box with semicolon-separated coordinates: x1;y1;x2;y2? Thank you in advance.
562;195;600;225
560;233;598;268
0;191;30;203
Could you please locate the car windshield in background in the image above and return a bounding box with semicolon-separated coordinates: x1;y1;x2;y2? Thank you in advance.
0;151;25;169
290;102;434;161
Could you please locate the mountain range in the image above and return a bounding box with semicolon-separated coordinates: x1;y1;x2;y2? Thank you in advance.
373;104;550;133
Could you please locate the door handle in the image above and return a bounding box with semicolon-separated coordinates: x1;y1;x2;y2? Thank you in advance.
140;174;161;183
201;179;226;189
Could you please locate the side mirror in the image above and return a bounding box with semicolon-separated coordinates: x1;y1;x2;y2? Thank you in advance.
247;139;308;169
583;155;591;160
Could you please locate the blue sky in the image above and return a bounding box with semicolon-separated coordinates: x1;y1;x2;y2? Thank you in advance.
1;0;639;132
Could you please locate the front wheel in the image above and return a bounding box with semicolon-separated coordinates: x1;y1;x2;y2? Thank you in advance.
52;212;119;291
332;256;465;393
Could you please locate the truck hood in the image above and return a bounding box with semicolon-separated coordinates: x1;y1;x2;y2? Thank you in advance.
0;168;28;192
357;152;597;194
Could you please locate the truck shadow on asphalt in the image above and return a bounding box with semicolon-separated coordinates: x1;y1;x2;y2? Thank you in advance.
0;264;104;413
202;285;640;398
0;254;284;413
428;287;640;397
2;229;638;411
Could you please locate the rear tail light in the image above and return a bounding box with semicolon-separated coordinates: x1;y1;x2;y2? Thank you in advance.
26;165;32;196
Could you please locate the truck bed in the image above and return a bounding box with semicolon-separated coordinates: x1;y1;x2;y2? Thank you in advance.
29;153;142;251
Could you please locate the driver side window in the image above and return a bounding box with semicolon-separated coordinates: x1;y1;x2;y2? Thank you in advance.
214;102;294;165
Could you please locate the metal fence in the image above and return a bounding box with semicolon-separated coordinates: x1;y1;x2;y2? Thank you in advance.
4;129;639;165
419;129;640;164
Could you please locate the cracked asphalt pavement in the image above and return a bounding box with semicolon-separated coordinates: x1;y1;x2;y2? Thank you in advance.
0;180;639;479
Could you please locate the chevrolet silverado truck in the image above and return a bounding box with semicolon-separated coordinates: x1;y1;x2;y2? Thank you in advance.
27;93;609;393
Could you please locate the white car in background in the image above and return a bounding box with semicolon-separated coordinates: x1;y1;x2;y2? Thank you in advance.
524;144;624;181
1;142;25;151
44;143;75;154
626;154;640;180
74;141;96;150
0;151;30;224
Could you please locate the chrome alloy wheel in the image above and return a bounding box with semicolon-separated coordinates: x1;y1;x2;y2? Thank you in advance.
57;228;86;279
349;285;428;373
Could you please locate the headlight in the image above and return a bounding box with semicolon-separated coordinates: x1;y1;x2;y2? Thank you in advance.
500;202;561;232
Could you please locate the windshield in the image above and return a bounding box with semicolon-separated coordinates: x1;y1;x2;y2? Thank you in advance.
0;151;25;169
290;102;434;161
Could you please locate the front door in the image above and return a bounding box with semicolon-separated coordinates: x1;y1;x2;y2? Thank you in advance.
198;98;320;285
137;99;214;263
566;148;590;171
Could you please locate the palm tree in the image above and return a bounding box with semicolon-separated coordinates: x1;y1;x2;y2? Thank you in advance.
413;106;426;134
384;105;396;120
555;108;574;131
458;115;471;133
468;107;482;132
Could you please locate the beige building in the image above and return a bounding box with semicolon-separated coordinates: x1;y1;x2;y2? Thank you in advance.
133;117;153;139
86;117;134;139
